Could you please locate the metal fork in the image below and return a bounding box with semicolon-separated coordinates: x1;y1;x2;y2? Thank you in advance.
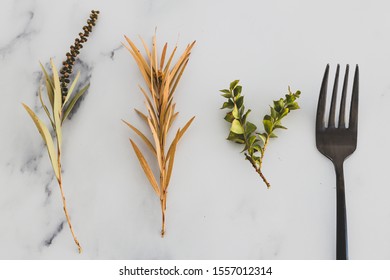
316;64;359;260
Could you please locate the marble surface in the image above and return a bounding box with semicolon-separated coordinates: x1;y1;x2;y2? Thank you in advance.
1;0;390;259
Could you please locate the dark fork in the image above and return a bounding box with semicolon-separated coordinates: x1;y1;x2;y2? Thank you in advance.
316;64;359;260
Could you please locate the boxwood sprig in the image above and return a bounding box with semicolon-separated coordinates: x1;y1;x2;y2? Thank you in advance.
220;80;301;188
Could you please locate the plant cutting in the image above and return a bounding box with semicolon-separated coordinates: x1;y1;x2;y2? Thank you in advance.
220;80;301;188
123;35;195;236
22;10;99;253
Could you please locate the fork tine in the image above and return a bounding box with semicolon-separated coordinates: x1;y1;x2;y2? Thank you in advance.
338;65;349;128
328;64;340;128
349;65;359;131
316;64;329;129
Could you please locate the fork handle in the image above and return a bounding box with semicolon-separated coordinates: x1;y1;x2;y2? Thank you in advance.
334;161;348;260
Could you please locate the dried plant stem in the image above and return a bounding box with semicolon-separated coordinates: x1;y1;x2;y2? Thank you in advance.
160;198;166;237
57;150;82;254
57;170;82;253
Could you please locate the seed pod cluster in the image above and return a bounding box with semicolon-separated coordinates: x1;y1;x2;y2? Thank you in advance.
60;10;99;100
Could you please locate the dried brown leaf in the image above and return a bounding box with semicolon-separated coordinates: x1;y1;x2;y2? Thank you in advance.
123;120;157;157
130;139;160;196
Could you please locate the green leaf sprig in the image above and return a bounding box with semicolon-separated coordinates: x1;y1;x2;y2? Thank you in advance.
220;80;301;188
22;10;99;253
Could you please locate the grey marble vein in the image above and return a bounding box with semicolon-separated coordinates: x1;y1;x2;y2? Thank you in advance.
0;10;36;59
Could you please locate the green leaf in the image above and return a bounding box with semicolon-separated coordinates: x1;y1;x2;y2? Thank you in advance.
280;108;289;118
219;89;230;94
263;114;272;121
252;155;260;163
232;105;239;119
22;103;60;181
263;119;273;134
288;102;300;110
221;99;234;109
274;99;284;112
239;104;245;116
242;109;251;124
50;58;62;149
270;106;277;119
230;119;244;134
269;132;278;138
62;83;90;122
236;96;244;108
227;131;245;144
286;93;295;104
257;133;267;144
233;85;242;96
249;135;257;146
229;80;239;91
63;71;80;107
224;112;234;123
221;92;232;98
274;124;287;130
246;121;257;135
253;144;263;154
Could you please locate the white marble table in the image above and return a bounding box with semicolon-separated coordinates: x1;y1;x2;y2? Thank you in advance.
0;0;389;259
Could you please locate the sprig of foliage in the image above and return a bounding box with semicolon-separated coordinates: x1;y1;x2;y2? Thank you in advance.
123;35;195;237
22;11;99;253
220;80;301;188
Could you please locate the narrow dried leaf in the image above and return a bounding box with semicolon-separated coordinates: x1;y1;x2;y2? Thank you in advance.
152;35;159;87
170;58;189;96
134;108;148;123
171;41;195;76
160;43;168;71
62;83;90;122
167;116;195;160
163;46;177;73
63;71;80;107
124;36;150;73
38;85;54;126
130;139;160;196
138;36;152;63
122;43;151;89
39;62;54;107
22;103;60;180
178;116;195;141
139;86;157;121
168;112;179;130
123;120;157;157
147;118;163;172
166;129;180;188
50;58;62;148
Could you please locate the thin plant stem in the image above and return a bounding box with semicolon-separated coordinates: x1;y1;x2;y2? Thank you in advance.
57;152;81;253
245;153;271;188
